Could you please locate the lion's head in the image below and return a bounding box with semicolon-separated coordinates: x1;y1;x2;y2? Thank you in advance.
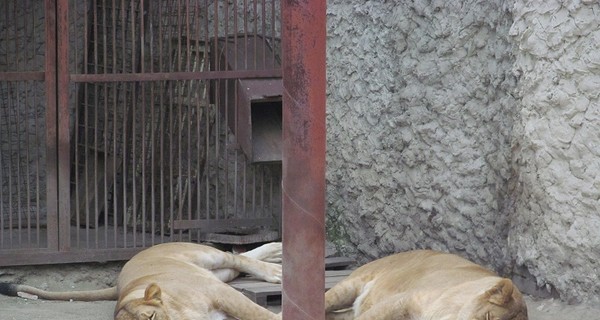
461;278;528;320
115;283;170;320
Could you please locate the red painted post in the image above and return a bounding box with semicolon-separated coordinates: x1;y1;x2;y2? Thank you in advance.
281;0;327;319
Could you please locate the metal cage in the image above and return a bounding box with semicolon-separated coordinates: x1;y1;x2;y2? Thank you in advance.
0;0;282;266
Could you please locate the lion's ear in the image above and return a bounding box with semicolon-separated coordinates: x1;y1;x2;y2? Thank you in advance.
484;278;514;306
144;283;163;303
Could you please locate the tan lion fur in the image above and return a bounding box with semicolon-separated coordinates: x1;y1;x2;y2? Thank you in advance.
0;242;283;320
325;250;528;320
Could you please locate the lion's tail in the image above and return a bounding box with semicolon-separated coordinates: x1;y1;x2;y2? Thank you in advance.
0;282;118;301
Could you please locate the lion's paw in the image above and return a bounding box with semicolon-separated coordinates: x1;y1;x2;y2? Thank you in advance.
261;262;282;284
256;242;282;263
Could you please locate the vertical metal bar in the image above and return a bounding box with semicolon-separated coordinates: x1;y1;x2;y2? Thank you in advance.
112;0;118;247
93;0;100;249
176;0;183;239
271;0;275;64
0;84;4;249
260;166;265;217
193;0;201;239
56;0;71;253
14;2;22;246
1;84;6;247
120;0;127;248
102;0;109;248
83;1;91;248
45;0;58;251
16;81;23;246
261;0;266;67
213;0;220;223
281;0;327;318
24;2;32;246
232;0;239;220
204;0;210;224
185;0;192;242
242;145;247;218
252;0;258;69
167;1;175;240
83;3;91;248
1;5;5;242
73;1;80;245
73;0;82;246
158;2;165;242
148;1;156;245
252;165;256;215
243;0;248;70
223;0;230;222
140;0;147;247
130;0;137;247
25;80;32;245
34;81;41;247
7;83;14;247
14;0;19;71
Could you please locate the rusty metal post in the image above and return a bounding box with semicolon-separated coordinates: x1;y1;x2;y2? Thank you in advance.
281;0;327;319
56;0;71;252
44;0;59;251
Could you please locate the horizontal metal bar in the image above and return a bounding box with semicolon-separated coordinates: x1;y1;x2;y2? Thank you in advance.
0;72;46;81
0;248;145;266
70;69;282;83
173;218;275;231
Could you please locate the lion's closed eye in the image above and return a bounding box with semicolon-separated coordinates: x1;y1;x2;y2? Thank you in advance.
140;311;156;320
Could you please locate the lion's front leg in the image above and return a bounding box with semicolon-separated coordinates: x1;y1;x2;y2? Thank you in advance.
231;254;282;283
354;295;418;320
209;252;282;284
241;242;282;263
215;285;280;320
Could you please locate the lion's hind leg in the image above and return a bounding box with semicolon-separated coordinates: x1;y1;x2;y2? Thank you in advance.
325;276;365;317
211;243;282;283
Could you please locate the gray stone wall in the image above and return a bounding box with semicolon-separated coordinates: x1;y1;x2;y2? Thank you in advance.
509;0;600;304
326;0;600;303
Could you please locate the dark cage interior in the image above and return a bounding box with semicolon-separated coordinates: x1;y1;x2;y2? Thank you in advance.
0;0;282;264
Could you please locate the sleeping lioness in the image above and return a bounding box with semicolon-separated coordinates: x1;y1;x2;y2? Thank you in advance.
0;242;282;319
325;250;528;320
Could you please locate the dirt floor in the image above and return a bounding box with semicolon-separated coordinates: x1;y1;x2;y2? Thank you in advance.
1;262;600;320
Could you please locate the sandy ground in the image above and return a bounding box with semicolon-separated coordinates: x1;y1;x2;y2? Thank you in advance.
1;263;600;320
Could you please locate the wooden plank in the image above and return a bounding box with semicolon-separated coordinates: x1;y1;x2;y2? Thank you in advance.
230;269;353;306
325;256;355;269
196;230;280;245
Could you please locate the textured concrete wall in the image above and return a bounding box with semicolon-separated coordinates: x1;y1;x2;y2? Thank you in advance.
509;0;600;304
326;0;517;269
326;0;600;303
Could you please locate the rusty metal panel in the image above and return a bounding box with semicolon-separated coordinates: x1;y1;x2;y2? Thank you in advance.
0;0;53;258
212;35;282;163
